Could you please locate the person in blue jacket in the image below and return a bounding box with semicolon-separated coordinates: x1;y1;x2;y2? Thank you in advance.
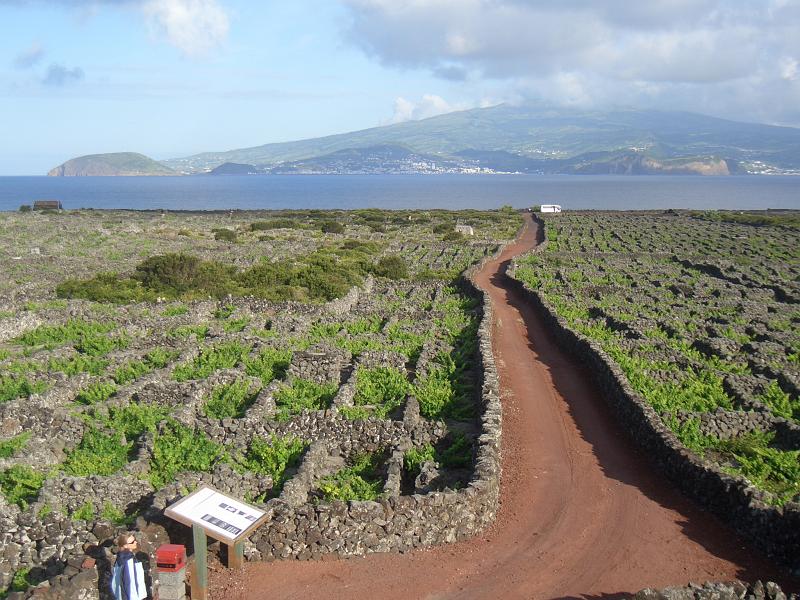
110;533;148;600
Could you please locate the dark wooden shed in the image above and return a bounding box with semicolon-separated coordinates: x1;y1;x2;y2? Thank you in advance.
33;200;63;210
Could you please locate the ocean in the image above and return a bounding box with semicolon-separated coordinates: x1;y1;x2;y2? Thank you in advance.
0;174;797;212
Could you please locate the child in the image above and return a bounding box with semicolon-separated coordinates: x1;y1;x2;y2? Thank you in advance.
110;533;148;600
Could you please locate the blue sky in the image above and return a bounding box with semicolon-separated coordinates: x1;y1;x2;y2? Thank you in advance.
2;0;799;175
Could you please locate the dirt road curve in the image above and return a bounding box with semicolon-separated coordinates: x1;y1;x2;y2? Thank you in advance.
213;214;792;600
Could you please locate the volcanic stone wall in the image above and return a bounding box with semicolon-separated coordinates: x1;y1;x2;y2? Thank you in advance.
508;217;800;570
236;261;504;561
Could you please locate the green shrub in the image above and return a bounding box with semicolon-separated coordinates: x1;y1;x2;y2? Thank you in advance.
373;255;408;280
244;348;292;385
168;324;209;339
353;367;410;419
113;348;178;385
163;304;189;317
16;319;114;350
98;404;171;438
318;452;384;502
57;273;152;304
432;222;452;234
173;341;251;381
133;253;237;298
6;567;44;596
403;444;434;478
47;354;108;376
204;379;260;419
759;380;799;421
439;433;473;469
149;421;226;488
0;375;45;403
100;501;134;526
237;435;307;496
0;432;31;459
71;501;95;522
338;405;370;420
442;231;464;242
213;228;237;242
0;465;45;508
63;428;129;477
320;221;345;234
75;381;117;405
18;204;32;213
274;379;337;421
250;219;303;231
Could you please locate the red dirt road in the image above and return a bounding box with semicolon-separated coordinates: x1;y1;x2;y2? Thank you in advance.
213;215;792;599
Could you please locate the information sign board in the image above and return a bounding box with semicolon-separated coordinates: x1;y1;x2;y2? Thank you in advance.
164;485;268;543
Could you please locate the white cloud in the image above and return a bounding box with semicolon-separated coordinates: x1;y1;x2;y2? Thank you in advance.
143;0;229;57
341;0;800;126
388;94;468;123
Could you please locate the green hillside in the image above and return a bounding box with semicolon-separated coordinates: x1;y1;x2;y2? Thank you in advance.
163;104;800;174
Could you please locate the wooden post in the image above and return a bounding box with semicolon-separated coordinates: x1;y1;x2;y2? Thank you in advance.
191;525;208;600
228;541;244;570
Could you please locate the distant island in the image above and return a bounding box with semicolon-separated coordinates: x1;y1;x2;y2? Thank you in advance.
49;104;800;176
48;152;176;177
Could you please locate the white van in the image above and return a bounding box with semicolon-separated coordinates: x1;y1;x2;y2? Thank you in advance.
540;204;562;213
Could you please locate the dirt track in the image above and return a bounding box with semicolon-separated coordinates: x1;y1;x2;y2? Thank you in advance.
213;214;792;599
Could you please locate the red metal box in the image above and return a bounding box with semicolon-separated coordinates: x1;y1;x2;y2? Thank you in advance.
156;544;186;572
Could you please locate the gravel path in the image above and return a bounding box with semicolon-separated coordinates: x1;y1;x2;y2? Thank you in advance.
211;214;793;599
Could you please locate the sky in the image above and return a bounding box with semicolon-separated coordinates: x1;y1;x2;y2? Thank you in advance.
1;0;799;175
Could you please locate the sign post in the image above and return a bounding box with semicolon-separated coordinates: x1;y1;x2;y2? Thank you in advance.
165;486;269;599
191;525;208;600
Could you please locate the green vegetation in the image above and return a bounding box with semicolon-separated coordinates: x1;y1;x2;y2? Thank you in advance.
758;381;799;422
57;241;384;304
403;444;434;478
63;428;129;477
162;304;188;317
0;374;45;403
48;354;108;376
237;435;307;497
415;353;475;420
113;348;179;385
0;432;31;459
353;367;410;419
672;419;799;505
75;381;118;405
243;347;292;385
149;420;226;488
318;452;384;502
213;228;237;243
204;379;259;419
71;501;95;522
173;341;251;381
273;379;337;421
439;433;473;469
0;465;45;508
100;501;134;526
373;255;408;279
16;319;114;350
